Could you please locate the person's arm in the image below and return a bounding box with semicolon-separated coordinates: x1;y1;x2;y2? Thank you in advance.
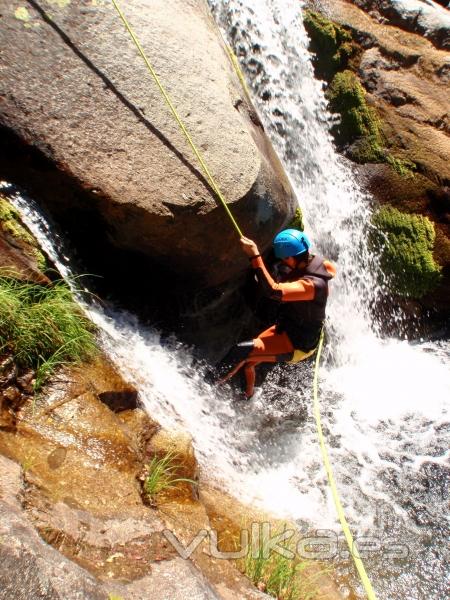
250;255;315;301
240;236;314;302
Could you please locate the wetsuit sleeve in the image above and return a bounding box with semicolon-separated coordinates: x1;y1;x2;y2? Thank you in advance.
250;256;315;302
323;260;336;277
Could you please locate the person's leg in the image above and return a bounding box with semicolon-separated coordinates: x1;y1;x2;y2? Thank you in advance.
215;340;255;383
219;325;311;398
221;326;295;397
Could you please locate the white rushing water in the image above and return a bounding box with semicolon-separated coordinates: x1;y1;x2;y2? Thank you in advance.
2;1;449;597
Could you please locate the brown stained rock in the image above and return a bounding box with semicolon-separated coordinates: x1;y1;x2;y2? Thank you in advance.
0;227;49;284
0;193;49;283
25;487;176;582
314;0;450;186
71;358;139;413
0;365;343;599
0;357;145;516
155;496;270;600
115;559;222;600
0;357;18;387
0;455;109;600
0;355;269;598
2;385;20;403
148;428;199;481
118;407;159;457
0;0;296;287
0;453;221;600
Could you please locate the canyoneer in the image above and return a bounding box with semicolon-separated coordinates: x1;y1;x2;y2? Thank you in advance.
217;229;336;399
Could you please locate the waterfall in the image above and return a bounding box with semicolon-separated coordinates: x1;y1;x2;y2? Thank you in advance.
207;1;450;598
1;1;449;597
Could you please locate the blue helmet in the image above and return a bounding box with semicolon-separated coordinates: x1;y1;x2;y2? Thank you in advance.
273;229;311;259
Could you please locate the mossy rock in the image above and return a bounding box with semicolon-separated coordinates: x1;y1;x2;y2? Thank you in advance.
303;9;356;82
0;196;46;271
371;205;442;298
327;70;383;158
289;207;304;231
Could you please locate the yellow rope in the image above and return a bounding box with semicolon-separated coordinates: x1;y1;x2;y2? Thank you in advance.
225;44;252;98
111;0;243;238
313;330;378;600
110;3;377;596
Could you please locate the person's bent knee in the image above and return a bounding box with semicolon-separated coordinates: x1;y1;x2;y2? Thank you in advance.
215;340;255;377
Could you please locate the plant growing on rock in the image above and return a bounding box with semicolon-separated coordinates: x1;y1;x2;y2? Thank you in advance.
303;10;356;82
143;451;197;504
0;196;47;271
385;155;416;178
0;276;97;390
289;207;305;231
327;70;383;160
244;527;329;600
371;206;442;298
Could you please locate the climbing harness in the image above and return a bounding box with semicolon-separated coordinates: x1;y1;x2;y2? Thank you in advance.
110;0;243;238
111;3;378;597
313;330;378;600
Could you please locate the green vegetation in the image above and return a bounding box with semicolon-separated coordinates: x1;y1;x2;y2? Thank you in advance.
108;594;124;600
0;196;47;270
289;207;305;231
303;10;356;82
304;13;418;178
0;277;97;390
372;206;442;298
327;70;383;159
244;529;329;600
21;454;38;473
143;451;197;504
385;155;417;178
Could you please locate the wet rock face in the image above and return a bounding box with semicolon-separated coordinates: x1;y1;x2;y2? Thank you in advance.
306;0;450;323
312;0;450;186
0;453;223;600
0;194;49;284
0;0;296;288
353;0;450;50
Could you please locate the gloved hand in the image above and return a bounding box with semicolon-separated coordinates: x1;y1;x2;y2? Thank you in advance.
240;236;260;258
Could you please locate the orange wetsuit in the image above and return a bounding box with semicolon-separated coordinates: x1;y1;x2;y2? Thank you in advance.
220;254;336;397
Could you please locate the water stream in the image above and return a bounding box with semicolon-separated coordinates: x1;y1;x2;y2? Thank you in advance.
1;1;449;598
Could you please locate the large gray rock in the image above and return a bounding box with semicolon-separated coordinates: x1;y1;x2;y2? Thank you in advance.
0;0;296;286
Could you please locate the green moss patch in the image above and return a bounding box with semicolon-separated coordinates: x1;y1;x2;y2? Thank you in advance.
327;70;383;159
303;12;419;178
289;207;304;231
0;196;47;270
303;10;356;82
385;155;416;178
372;206;442;298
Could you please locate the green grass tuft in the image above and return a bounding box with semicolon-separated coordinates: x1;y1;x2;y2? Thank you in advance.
244;529;329;600
0;276;97;390
372;206;442;298
143;451;197;504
